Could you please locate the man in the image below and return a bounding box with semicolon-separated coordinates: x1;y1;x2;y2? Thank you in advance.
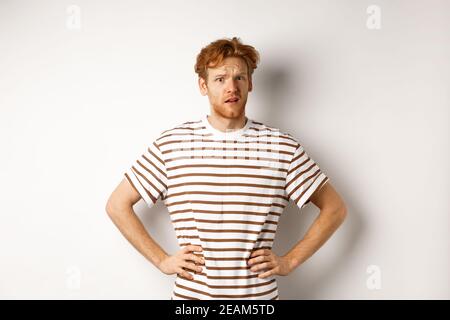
106;37;347;300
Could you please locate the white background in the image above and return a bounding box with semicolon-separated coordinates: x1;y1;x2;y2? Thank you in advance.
0;0;448;299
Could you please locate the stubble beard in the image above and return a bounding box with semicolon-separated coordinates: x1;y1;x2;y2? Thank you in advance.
212;98;247;120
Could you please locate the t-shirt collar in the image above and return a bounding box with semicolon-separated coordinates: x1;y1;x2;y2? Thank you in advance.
203;114;251;138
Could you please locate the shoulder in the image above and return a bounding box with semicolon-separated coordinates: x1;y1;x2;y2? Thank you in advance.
153;118;203;145
249;118;300;147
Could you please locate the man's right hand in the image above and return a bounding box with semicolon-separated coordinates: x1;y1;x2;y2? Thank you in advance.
158;245;205;280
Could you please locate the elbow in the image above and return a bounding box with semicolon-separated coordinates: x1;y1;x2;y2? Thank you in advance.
105;197;120;218
105;199;115;217
323;203;347;224
320;203;347;226
105;196;133;219
336;203;348;223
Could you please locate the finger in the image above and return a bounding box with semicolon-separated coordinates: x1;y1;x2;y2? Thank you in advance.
178;268;194;280
247;255;258;265
258;269;274;279
257;255;271;263
185;253;205;265
185;245;203;253
193;245;203;253
183;262;203;273
250;249;269;258
251;261;273;272
249;254;270;266
249;249;263;258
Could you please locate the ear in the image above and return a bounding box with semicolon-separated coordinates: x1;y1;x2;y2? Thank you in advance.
198;77;208;96
248;77;253;92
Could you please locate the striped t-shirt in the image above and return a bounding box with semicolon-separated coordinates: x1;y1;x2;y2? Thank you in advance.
124;114;329;300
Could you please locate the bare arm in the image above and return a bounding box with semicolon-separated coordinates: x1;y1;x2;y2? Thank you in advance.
105;178;168;269
284;182;347;270
106;178;204;279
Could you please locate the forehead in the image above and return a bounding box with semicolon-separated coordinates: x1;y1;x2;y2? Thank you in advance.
209;57;248;75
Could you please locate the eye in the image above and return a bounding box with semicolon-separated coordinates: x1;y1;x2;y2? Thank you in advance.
215;78;224;82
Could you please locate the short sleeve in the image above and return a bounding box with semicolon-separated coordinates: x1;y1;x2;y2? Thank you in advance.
124;139;168;209
285;143;330;210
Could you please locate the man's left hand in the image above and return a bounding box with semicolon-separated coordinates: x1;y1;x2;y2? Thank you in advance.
247;249;294;279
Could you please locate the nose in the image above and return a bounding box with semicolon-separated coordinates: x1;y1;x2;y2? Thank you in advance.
226;78;239;93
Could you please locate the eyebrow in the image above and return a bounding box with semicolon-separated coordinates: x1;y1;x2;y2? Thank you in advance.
213;73;247;77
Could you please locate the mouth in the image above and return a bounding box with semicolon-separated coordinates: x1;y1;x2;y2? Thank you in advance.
225;97;240;104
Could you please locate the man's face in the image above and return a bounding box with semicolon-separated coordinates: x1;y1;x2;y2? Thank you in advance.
199;56;253;119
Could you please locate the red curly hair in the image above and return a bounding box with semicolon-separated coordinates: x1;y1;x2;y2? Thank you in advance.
194;36;260;82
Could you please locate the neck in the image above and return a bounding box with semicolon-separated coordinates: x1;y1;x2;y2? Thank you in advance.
207;111;247;133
